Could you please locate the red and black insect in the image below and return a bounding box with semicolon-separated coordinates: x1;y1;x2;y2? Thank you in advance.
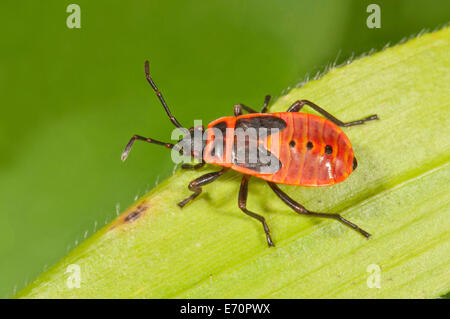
122;61;379;247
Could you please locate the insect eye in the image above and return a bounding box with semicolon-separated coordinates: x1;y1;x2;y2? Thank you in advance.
289;141;296;148
325;145;333;155
306;141;313;150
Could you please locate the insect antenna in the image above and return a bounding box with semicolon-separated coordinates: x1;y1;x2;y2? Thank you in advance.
144;60;188;134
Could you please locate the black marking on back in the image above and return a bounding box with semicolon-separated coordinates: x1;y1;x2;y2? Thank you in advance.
235;116;287;137
231;116;285;174
231;136;282;174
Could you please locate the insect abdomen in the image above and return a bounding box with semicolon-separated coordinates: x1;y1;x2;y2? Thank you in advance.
263;112;354;186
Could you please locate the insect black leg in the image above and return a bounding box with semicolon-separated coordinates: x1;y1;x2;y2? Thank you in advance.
144;61;188;134
267;182;371;238
234;94;272;116
234;104;258;116
239;175;275;247
234;104;243;116
181;162;205;169
178;167;229;208
260;95;271;113
287;99;378;127
121;135;180;161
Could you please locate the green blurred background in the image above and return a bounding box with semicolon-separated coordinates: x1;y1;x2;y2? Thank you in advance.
0;0;448;298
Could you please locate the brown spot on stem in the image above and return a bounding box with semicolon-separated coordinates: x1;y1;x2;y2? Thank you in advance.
110;203;150;230
125;210;142;222
125;205;147;222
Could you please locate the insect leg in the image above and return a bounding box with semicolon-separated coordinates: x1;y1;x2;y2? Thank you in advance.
181;162;205;169
234;104;258;116
144;61;188;134
287;99;378;127
239;175;275;247
234;94;272;116
178;167;229;208
268;182;371;238
260;95;271;113
121;135;180;161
